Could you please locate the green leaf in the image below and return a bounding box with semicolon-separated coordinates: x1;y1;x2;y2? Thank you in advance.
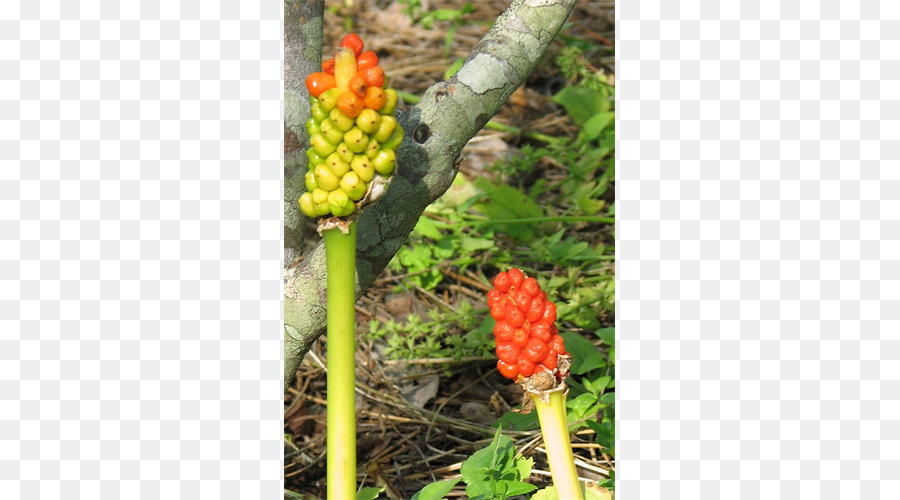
414;216;444;241
552;86;611;125
411;478;461;500
585;420;615;458
582;112;615;141
600;392;615;406
500;480;537;497
471;177;543;240
560;332;606;375
594;327;615;347
567;392;600;421
358;486;385;500
494;410;540;431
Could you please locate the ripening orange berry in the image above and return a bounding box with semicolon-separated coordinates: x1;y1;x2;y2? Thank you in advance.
363;86;387;111
356;51;379;72
306;72;336;98
336;90;364;118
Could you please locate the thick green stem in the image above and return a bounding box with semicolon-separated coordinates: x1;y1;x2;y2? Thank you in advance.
530;388;583;500
324;220;358;500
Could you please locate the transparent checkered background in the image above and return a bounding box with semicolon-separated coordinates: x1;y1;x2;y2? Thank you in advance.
1;1;283;499
618;1;899;499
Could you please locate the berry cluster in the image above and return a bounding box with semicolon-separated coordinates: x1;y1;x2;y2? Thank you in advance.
488;269;568;380
299;33;402;218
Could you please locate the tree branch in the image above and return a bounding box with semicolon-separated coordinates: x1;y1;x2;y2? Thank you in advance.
284;0;578;391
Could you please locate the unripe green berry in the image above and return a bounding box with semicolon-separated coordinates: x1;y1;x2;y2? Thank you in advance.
380;89;399;116
373;115;397;143
312;188;331;216
325;152;351;177
329;108;355;132
319;118;345;145
328;189;354;217
310;133;337;157
343;126;369;154
305;117;321;137
310;101;329;122
304;170;318;192
355;108;382;134
364;139;381;160
350;154;375;182
372;149;396;176
314;164;341;191
380;124;404;151
319;88;342;113
335;142;354;164
340;171;367;201
299;192;316;218
307;148;326;167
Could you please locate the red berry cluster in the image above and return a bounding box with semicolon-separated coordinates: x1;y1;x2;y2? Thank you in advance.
488;268;568;380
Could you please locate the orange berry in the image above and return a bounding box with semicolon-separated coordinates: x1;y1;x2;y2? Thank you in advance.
321;58;335;75
348;75;367;99
356;51;379;72
305;72;335;98
363;86;387;110
497;360;518;379
340;33;364;57
336;90;364;118
359;66;385;88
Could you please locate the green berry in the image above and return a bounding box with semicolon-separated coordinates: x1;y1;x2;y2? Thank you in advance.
329;108;355;132
304;170;318;192
364;139;381;160
328;189;354;217
350;154;375;183
372;149;396;176
305;117;321;137
306;148;326;167
310;133;337;157
314;164;341;191
325;152;351;177
310;101;329;122
380;89;398;116
312;188;331;216
319;118;345;145
373;115;397;143
380;124;404;151
299;192;316;217
343;127;369;154
335;142;354;164
319;88;342;113
340;171;366;201
355;108;382;134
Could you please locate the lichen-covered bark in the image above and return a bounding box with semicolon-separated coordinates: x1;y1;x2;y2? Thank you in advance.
284;0;578;391
284;0;324;252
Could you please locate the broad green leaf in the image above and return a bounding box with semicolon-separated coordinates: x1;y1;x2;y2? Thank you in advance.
358;486;385;500
595;327;615;347
494;409;540;431
500;480;537;497
560;332;606;375
582;112;615;141
586;420;615;458
411;478;461;500
471;177;543;240
414;216;444;241
552;86;611;125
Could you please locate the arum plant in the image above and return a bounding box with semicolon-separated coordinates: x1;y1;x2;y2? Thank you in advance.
298;33;403;500
488;268;583;500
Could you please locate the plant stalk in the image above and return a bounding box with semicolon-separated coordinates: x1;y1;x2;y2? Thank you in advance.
530;388;583;500
324;220;358;500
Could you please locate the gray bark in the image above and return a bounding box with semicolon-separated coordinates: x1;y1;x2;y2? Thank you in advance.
284;0;578;391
